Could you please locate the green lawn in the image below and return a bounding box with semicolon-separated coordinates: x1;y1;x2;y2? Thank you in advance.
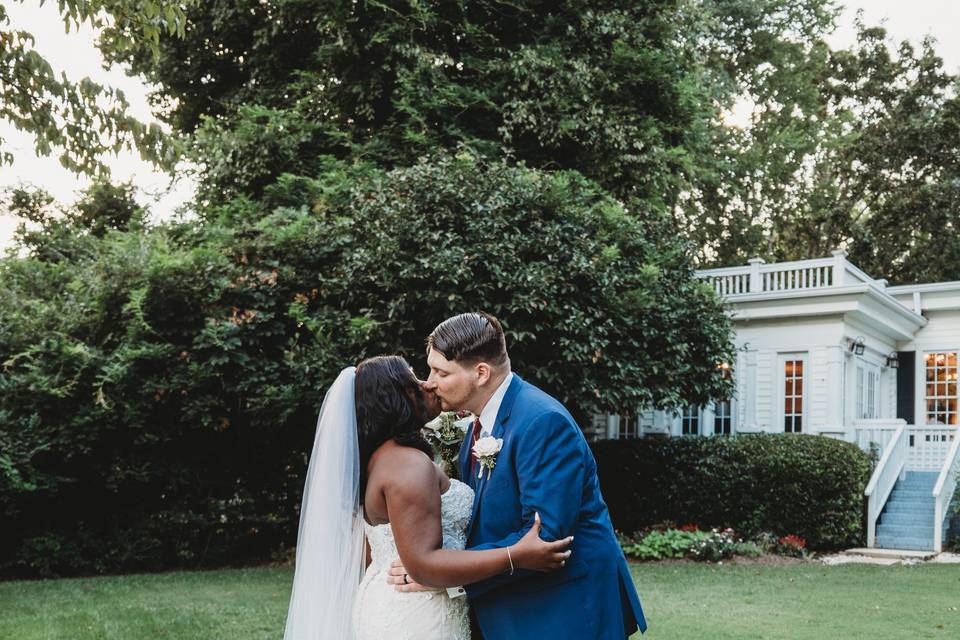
1;562;958;639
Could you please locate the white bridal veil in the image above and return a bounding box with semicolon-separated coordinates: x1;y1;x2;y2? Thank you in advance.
283;367;365;640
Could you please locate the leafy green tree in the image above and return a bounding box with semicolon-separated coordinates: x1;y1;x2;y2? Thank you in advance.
106;0;746;403
0;156;733;576
689;17;960;284
111;0;837;209
0;0;186;175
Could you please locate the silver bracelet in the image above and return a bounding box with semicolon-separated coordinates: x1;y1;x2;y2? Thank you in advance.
506;546;515;575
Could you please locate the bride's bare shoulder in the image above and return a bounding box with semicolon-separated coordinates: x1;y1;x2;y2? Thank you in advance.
371;443;442;495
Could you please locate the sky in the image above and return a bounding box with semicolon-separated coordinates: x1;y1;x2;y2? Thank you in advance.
1;1;959;250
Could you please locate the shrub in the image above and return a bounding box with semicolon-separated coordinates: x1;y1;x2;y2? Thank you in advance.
0;158;734;577
593;434;871;549
688;528;740;562
619;526;755;562
776;534;808;558
618;529;700;561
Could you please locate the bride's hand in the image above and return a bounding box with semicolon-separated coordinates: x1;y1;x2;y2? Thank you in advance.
387;560;439;593
511;511;573;572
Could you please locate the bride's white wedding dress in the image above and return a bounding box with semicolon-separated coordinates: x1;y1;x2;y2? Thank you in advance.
352;478;473;640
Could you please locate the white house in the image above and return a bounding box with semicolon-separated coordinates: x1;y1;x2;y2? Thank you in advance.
592;250;960;552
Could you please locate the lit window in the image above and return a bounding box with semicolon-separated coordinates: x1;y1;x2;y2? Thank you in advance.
784;358;804;433
925;353;958;426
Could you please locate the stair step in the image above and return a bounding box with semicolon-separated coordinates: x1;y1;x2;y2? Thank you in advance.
876;536;935;551
884;502;936;514
890;490;936;501
881;512;937;526
900;477;939;487
904;472;940;481
877;523;937;537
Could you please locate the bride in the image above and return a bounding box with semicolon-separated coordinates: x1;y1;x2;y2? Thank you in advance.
282;355;572;640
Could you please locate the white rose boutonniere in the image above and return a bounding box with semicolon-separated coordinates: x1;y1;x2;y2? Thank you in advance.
473;436;504;480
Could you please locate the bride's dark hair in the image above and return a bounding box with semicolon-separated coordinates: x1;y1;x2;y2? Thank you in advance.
355;355;434;504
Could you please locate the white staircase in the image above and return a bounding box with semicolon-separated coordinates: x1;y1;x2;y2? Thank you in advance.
863;423;960;552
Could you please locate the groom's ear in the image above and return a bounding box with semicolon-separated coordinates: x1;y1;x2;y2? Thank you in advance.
475;362;492;387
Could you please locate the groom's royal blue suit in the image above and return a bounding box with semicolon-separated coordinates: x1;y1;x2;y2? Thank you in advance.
459;374;646;639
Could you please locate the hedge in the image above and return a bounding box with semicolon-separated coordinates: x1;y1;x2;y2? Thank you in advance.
591;433;872;549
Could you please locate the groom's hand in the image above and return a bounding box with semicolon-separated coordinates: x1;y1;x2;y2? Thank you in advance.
387;559;434;592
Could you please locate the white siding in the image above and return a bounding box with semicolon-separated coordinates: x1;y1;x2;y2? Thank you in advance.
755;349;775;431
899;310;960;352
809;346;830;431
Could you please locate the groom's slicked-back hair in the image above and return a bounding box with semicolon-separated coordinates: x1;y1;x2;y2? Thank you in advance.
427;312;508;366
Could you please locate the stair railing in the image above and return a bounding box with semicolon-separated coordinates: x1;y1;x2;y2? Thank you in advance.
932;431;960;552
865;425;907;548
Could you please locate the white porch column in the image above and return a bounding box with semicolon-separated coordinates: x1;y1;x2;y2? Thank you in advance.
701;404;716;436
741;349;759;431
825;345;846;432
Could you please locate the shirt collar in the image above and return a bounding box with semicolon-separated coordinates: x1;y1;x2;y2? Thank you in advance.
478;372;513;436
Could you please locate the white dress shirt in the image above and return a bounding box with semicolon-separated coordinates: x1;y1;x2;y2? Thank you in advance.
478;372;514;436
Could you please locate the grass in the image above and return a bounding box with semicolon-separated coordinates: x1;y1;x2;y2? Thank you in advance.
0;567;291;640
629;561;960;639
1;561;959;639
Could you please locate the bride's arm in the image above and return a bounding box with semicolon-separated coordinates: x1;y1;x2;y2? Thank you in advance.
384;450;570;588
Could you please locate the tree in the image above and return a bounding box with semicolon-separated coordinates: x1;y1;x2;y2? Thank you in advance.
106;0;744;406
110;0;837;210
0;0;186;175
0;155;734;576
686;16;960;284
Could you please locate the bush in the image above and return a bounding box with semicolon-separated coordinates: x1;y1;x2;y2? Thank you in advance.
618;528;701;560
0;158;734;577
618;526;755;562
593;434;871;550
775;534;809;558
688;528;740;562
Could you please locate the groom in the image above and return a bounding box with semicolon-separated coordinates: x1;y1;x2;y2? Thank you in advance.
394;312;646;639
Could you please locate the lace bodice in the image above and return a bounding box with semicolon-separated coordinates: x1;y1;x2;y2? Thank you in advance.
353;478;474;640
364;478;474;569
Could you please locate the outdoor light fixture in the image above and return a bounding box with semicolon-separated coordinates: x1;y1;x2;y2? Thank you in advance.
848;336;866;355
885;352;899;368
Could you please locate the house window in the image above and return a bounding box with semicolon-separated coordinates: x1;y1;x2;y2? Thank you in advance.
856;364;880;419
714;363;734;435
714;400;733;435
618;412;640;439
681;405;700;435
925;352;958;426
783;356;805;433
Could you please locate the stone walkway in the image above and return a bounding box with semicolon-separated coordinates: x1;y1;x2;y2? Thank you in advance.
819;549;960;566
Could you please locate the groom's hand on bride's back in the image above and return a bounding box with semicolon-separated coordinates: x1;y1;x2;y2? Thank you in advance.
387;512;573;591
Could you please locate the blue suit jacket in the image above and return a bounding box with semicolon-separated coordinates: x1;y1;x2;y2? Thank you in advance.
459;375;646;639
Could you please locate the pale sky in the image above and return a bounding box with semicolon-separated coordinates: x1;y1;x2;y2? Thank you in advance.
1;1;959;250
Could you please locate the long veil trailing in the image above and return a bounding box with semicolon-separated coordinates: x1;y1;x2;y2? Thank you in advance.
283;367;365;640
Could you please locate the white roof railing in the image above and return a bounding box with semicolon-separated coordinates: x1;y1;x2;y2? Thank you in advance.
695;249;883;297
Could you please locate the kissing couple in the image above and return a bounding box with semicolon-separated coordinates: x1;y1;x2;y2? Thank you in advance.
283;312;646;639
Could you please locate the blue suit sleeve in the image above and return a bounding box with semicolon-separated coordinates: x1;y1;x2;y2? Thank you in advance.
464;410;585;598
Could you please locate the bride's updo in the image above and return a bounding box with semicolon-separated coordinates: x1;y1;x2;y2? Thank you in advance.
355;355;434;503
